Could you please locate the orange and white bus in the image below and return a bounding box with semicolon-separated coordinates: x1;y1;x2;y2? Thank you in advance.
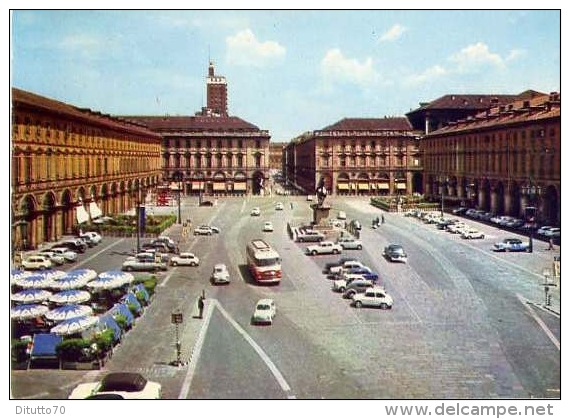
246;239;282;284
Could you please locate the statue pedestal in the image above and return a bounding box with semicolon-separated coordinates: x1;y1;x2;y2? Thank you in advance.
311;204;331;226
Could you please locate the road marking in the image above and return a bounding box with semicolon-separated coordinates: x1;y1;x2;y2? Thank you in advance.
240;199;246;214
178;300;214;399
214;299;294;397
516;294;560;351
73;239;125;269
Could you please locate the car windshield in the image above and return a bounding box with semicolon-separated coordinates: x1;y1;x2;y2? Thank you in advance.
255;257;280;266
257;304;270;310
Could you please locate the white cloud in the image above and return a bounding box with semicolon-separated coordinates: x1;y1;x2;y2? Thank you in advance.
406;65;447;86
59;34;102;51
225;29;286;67
448;42;506;72
321;48;381;89
379;24;407;42
505;48;526;62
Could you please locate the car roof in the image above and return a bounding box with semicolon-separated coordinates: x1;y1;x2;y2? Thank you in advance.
179;252;195;257
99;372;147;392
257;298;274;305
214;263;227;269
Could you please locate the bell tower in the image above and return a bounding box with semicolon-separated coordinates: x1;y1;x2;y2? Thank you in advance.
206;61;228;116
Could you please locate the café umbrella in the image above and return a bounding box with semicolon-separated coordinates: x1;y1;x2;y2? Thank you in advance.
11;304;49;321
11;269;33;284
50;274;92;290
87;272;132;290
14;274;55;289
36;269;67;281
98;270;135;284
49;289;91;305
65;269;98;282
11;288;53;304
45;304;93;322
50;315;99;336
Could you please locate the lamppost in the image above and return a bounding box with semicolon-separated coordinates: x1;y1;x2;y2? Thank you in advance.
135;187;145;254
521;180;542;254
542;268;556;307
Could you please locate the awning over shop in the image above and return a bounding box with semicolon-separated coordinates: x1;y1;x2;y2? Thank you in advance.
337;183;349;190
377;183;390;190
233;183;247;191
191;182;205;190
88;202;103;219
76;205;90;224
213;183;226;191
396;183;407;190
358;183;369;190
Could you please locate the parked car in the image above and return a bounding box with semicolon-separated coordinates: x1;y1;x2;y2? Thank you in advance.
211;263;230;285
383;244;408;263
461;229;485;239
36;250;65;266
68;372;161;399
492;238;529;252
122;254;167;272
342;279;375;299
537;226;556;236
263;221;274;232
337;211;347;220
59;239;87;253
151;237;177;252
22;255;52;270
251;299;276;325
141;242;170;253
329;260;367;275
275;202;284;211
341;267;379;283
332;275;367;292
296;229;325;243
50;247;78;262
543;227;560;238
447;222;468;234
323;258;360;274
306;241;342;256
79;231;102;246
352;287;393;309
452;207;468;215
194;225;214;235
336;237;363;250
199;200;214;207
170;252;200;267
251;207;261;216
306;195;314;201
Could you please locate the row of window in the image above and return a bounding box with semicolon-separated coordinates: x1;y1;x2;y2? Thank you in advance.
13;154;160;185
165;153;263;169
166;139;265;149
321;156;420;168
14;118;160;152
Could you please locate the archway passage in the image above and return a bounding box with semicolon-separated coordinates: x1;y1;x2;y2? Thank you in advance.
543;185;559;225
412;172;423;194
42;192;57;243
252;171;265;195
18;195;36;250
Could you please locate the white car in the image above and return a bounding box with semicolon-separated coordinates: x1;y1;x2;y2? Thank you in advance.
170;252;200;267
337;237;363;250
80;231;102;245
211;263;230;285
251;207;261;216
22;255;52;270
194;225;214;235
50;247;78;262
537;226;555;236
329;260;366;275
68;372;161;399
36;251;65;266
251;299;276;325
337;211;347;220
263;221;274;232
543;227;560;238
306;241;342;256
332;274;367;293
306;195;314;201
461;229;485;239
352;288;393;309
275;202;284;211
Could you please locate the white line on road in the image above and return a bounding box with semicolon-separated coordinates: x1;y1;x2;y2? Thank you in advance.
214;299;294;397
240;199;246;214
73;239;125;269
178;300;214;399
516;294;560;351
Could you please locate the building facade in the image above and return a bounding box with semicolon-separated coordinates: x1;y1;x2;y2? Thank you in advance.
269;142;286;171
285;118;422;196
423;92;561;224
125;62;271;196
11;88;163;250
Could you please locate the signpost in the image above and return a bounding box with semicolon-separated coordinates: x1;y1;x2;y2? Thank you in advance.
171;311;184;366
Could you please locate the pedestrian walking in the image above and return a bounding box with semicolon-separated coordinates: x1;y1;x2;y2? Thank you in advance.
548;237;554;250
381;214;385;225
197;295;205;319
290;202;293;209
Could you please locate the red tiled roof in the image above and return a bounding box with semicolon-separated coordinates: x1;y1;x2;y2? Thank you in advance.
122;115;263;132
11;87;161;139
411;94;520;112
428;93;559;136
321;117;412;131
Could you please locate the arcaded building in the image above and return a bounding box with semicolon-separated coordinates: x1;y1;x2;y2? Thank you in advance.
422;92;560;224
11;88;163;250
285;118;422;196
125;62;271;196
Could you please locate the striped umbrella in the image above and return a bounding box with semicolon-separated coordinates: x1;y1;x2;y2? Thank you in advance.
14;274;55;289
45;304;93;322
49;289;91;305
66;269;98;281
11;304;49;321
11;269;33;284
11;288;53;304
50;274;92;290
50;315;99;335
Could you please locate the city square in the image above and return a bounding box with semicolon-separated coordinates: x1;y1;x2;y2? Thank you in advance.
9;9;560;404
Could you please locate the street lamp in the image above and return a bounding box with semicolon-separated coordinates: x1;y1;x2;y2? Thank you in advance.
521;180;542;254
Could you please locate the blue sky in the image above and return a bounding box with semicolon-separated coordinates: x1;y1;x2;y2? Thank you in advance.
11;10;560;142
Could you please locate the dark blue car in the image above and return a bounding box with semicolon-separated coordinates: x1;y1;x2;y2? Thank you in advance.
342;267;379;282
